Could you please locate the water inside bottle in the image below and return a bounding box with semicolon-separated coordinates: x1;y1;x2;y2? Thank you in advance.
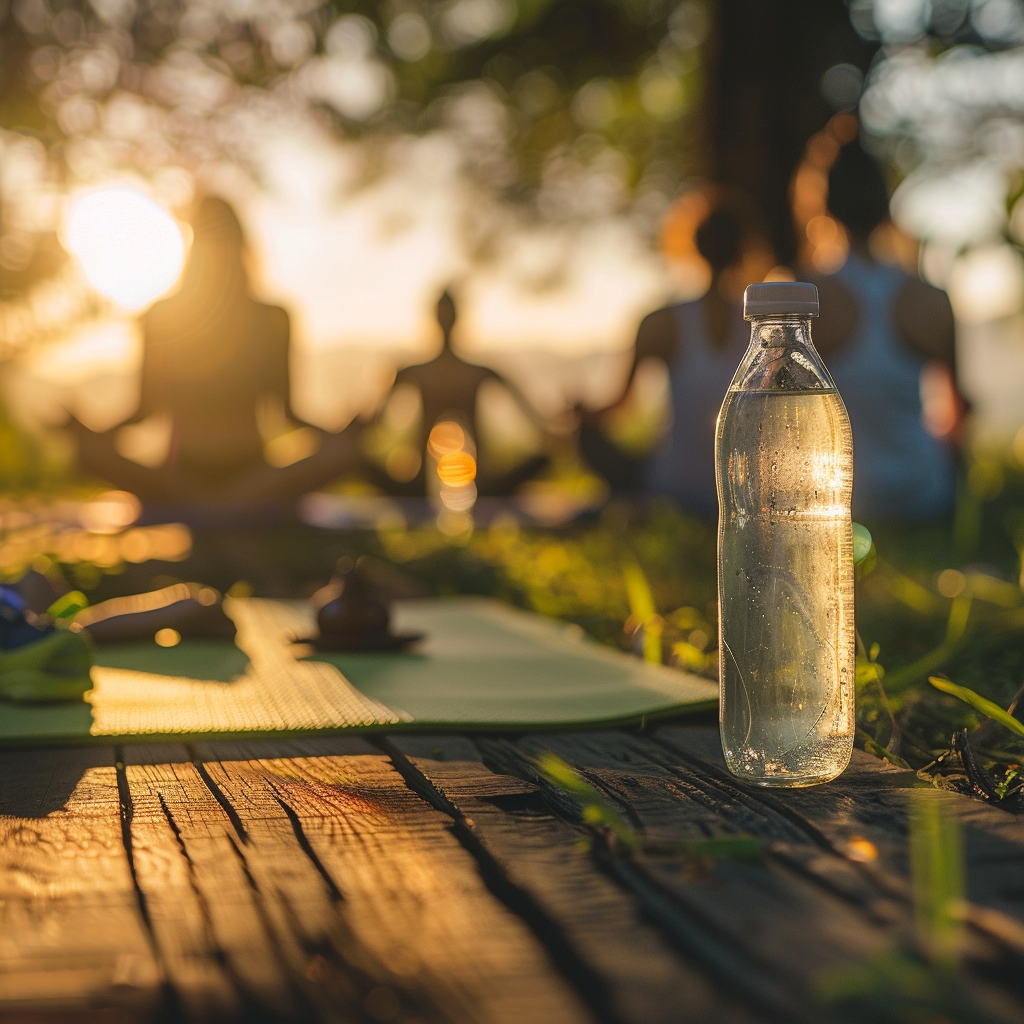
717;388;855;786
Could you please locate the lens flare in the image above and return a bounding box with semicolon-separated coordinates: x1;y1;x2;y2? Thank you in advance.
63;187;186;311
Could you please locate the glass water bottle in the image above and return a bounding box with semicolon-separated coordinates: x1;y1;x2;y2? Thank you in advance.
715;282;855;787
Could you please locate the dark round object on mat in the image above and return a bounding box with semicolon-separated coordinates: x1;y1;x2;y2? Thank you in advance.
301;563;421;652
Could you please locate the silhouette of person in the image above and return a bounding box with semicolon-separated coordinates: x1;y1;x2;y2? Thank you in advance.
379;290;548;496
580;197;771;514
811;143;962;520
72;197;361;509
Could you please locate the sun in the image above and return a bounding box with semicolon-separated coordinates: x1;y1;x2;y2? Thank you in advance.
63;187;187;311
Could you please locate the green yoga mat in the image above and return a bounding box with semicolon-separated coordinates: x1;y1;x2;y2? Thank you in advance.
0;598;718;746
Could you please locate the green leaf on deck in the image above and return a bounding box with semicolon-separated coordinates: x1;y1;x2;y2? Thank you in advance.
928;676;1024;739
857;729;911;770
994;767;1020;801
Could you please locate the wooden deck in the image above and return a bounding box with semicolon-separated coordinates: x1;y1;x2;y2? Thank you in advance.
2;724;1023;1023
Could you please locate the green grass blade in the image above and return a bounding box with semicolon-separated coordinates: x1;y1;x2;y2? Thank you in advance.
47;590;89;621
621;560;662;664
535;752;641;852
928;676;1024;739
910;789;965;970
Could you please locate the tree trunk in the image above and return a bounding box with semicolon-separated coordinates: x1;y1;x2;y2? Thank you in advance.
707;0;873;265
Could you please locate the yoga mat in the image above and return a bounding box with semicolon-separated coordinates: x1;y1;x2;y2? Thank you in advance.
0;598;719;746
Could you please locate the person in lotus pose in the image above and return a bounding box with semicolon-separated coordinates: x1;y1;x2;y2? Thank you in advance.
376;290;548;497
72;197;361;510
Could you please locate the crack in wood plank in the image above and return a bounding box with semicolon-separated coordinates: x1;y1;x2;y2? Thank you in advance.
384;733;761;1024
654;726;1024;971
198;742;596;1024
121;746;317;1021
485;729;1024;1023
377;736;629;1024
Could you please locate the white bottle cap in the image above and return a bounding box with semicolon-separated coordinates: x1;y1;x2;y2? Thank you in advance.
743;281;819;319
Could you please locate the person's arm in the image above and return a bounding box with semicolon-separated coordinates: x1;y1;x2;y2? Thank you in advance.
479;367;550;431
893;279;966;442
587;306;678;417
268;306;321;432
893;278;956;374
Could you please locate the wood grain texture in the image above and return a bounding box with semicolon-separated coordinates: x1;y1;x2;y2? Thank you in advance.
191;738;408;1022
127;738;435;1022
655;726;1024;963
0;746;161;1015
121;744;290;1020
387;733;759;1024
4;726;1023;1024
479;729;1024;1024
200;742;596;1024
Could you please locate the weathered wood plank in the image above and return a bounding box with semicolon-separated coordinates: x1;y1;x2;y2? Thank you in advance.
482;729;1024;1023
123;743;331;1020
0;746;162;1015
387;733;759;1024
200;742;596;1024
189;735;380;761
190;738;409;1022
655;725;1024;960
121;744;252;1020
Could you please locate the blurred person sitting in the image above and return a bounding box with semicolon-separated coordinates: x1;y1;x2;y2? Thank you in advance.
374;290;548;497
580;195;772;515
811;143;962;520
72;197;361;510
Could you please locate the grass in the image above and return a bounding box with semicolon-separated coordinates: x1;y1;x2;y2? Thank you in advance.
4;449;1024;800
369;452;1024;797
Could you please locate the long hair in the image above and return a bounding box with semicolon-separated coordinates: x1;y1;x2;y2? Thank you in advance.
144;197;255;386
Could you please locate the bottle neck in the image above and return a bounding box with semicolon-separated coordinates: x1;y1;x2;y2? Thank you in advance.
749;316;814;349
730;315;836;393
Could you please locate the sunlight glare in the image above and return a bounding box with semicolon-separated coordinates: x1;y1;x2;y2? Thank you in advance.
64;188;186;311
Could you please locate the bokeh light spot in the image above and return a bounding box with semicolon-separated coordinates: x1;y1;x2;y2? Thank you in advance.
437;451;477;486
937;569;967;599
79;490;141;534
428;421;466;458
843;837;879;863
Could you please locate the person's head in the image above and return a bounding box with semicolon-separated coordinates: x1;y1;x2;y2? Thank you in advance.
695;209;743;277
436;290;457;342
691;191;773;299
827;143;890;242
183;196;248;289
